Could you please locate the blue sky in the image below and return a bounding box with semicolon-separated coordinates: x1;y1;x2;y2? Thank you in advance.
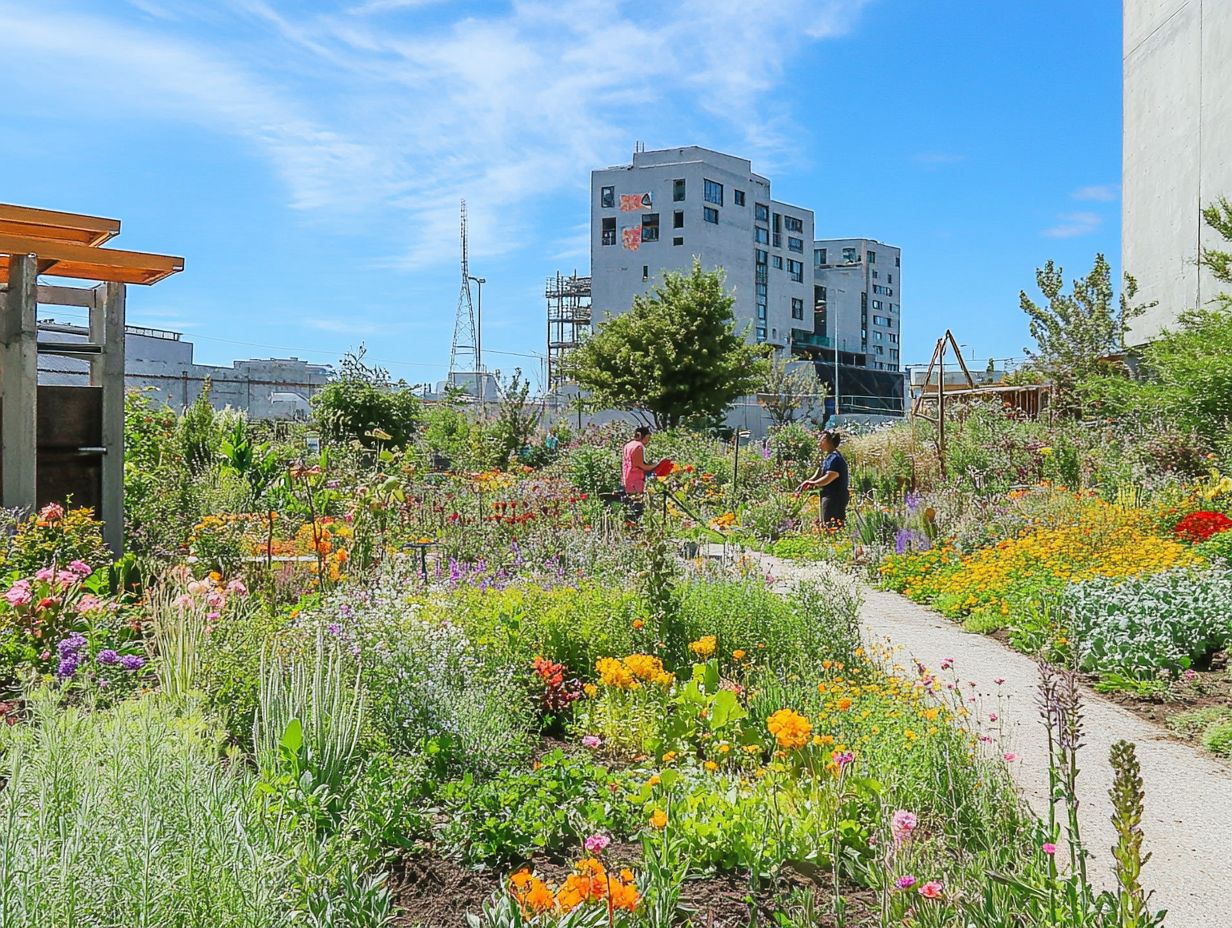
2;0;1123;386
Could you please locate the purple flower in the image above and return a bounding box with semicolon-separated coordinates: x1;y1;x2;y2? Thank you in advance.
57;656;79;680
895;875;917;890
68;560;93;578
96;649;120;666
58;633;87;658
119;654;146;672
327;623;343;636
582;735;601;749
905;491;923;515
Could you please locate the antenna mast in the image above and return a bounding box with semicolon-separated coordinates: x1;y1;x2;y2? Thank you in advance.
449;199;477;377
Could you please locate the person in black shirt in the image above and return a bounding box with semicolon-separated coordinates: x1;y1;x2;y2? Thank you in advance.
795;430;849;527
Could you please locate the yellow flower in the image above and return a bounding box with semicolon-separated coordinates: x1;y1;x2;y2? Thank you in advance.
648;774;661;787
766;708;812;751
732;649;747;661
689;636;717;659
650;809;668;829
704;760;719;772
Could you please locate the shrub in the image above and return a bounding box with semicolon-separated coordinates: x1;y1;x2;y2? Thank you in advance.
1202;720;1232;757
0;692;295;927
1064;568;1232;679
1173;510;1232;544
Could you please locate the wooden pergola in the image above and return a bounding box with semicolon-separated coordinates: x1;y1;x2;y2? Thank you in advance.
0;203;184;554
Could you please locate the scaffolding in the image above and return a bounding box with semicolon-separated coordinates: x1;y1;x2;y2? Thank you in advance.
545;271;592;390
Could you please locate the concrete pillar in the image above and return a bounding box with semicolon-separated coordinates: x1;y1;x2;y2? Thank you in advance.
91;281;126;555
0;253;38;513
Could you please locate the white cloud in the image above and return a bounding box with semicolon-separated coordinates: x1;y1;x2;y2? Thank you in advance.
0;0;873;268
1071;184;1120;202
1042;211;1102;238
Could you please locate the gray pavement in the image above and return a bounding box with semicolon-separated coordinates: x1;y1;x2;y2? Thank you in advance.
757;553;1232;928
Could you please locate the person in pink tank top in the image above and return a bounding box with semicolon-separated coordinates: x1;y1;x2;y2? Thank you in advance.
620;426;658;518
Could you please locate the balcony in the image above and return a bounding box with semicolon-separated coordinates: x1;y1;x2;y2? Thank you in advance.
791;329;832;349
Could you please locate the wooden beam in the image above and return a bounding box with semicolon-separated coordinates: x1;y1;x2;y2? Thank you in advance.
0;254;38;511
0;204;120;247
0;234;184;286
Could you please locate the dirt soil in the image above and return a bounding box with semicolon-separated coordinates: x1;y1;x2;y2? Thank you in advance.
1095;660;1232;756
389;852;878;928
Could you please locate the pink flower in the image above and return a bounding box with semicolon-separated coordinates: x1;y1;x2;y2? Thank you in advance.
994;677;1005;685
832;750;855;768
940;657;953;670
918;880;944;899
988;713;998;722
584;834;610;854
206;591;225;609
4;580;33;607
38;503;64;522
187;580;207;595
68;560;92;578
1042;842;1057;855
75;594;102;614
1003;752;1018;763
226;579;248;596
979;734;993;743
581;735;601;749
891;810;918;845
895;875;917;890
35;568;55;582
173;594;194;610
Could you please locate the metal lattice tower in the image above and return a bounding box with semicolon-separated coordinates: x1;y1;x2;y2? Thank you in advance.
449;200;477;375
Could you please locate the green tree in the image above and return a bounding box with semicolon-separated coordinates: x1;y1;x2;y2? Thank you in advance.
1019;254;1151;413
757;355;825;426
312;346;421;448
1080;201;1232;442
561;262;769;428
488;368;540;465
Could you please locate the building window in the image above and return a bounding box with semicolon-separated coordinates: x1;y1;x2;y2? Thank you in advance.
672;236;683;246
704;178;723;205
600;186;614;208
872;270;879;279
755;226;769;244
791;297;804;320
842;247;858;262
641;213;659;242
642;265;649;281
673;178;686;201
756;326;767;342
734;190;745;206
784;216;803;233
872;300;882;310
757;305;767;320
895;255;900;267
703;206;719;224
755;203;769;222
888;273;893;284
673;210;684;229
787;259;803;282
814;247;827;265
889;333;898;343
873;331;884;341
601;217;616;245
755;249;768;264
861;292;868;311
788;236;803;253
867;250;876;264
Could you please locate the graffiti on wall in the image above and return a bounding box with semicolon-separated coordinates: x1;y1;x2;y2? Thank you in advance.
621;226;642;250
619;193;653;211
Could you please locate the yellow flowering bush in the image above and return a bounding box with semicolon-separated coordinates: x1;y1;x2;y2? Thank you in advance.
766;709;812;750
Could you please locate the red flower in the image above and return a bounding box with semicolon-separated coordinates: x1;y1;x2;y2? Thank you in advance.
1173;510;1232;543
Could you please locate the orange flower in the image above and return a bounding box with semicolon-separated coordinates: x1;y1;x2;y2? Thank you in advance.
633;619;645;630
837;697;853;712
650;808;668;829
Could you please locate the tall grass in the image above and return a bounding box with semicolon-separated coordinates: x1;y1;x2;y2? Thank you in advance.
0;691;295;928
253;628;365;797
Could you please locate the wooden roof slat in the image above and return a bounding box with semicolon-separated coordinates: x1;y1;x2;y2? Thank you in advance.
0;234;184;286
0;204;120;247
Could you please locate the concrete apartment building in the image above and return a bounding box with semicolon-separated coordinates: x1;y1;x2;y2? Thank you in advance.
37;321;330;418
1123;0;1232;343
811;239;902;372
587;145;905;416
590;146;816;352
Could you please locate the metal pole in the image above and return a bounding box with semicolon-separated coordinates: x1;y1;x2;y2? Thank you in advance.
469;275;485;406
938;341;946;478
732;431;740;506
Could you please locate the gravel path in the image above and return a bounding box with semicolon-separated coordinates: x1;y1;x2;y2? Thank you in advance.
758;554;1232;928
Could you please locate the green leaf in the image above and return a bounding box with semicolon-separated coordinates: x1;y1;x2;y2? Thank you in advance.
709;689;747;729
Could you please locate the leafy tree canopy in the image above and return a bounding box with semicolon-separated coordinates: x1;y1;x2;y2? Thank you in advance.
561;262;769;429
312;346;421;448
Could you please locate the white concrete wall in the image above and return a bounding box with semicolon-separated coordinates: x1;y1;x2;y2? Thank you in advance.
1123;0;1232;343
